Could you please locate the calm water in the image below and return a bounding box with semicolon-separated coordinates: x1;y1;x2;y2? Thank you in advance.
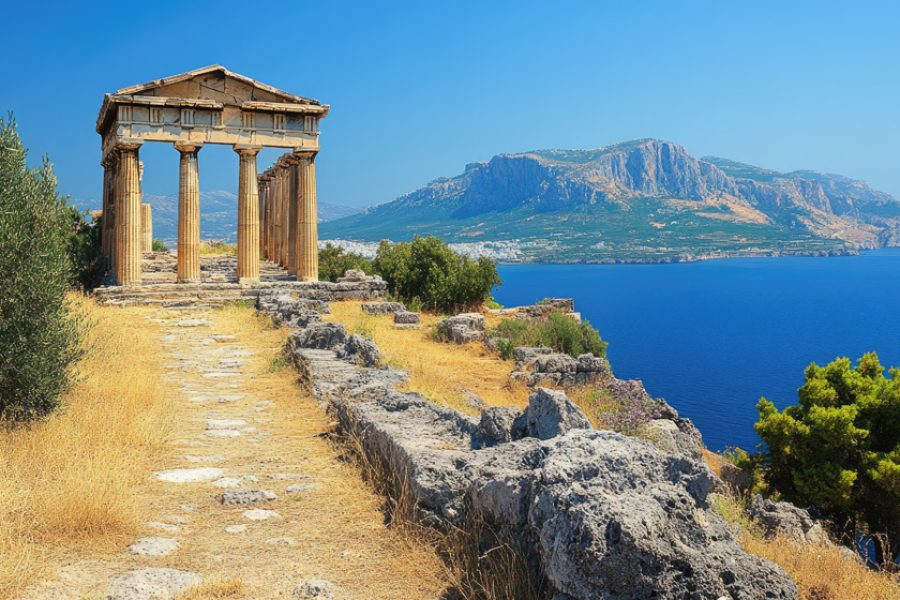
493;249;900;451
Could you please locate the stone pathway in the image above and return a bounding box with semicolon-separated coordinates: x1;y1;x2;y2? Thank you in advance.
20;306;445;600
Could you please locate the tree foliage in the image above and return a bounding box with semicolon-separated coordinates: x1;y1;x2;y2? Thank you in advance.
755;353;900;556
0;115;84;423
372;236;501;313
318;242;373;282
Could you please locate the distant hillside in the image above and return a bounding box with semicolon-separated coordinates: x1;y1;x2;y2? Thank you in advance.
321;139;900;263
76;192;359;245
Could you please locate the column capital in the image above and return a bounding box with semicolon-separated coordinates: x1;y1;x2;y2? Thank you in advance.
292;149;318;161
174;141;203;153
234;144;262;157
116;140;142;152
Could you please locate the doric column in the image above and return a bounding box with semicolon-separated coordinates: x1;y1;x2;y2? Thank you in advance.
257;176;267;255
286;156;300;276
295;151;319;282
114;143;142;286
100;158;112;261
176;143;202;283
141;203;153;252
235;145;261;283
278;164;289;267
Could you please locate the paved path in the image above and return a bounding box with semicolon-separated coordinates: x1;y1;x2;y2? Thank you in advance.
21;307;445;600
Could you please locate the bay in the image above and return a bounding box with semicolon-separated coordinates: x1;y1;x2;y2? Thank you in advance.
493;249;900;451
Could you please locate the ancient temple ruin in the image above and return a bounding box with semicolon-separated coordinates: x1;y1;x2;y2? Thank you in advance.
96;65;328;286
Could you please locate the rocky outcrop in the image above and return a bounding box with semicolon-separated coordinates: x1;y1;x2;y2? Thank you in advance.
361;301;406;315
749;494;827;544
257;293;328;328
264;297;797;599
436;313;486;344
510;348;611;387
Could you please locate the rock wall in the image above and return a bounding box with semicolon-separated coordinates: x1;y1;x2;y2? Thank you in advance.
260;298;798;600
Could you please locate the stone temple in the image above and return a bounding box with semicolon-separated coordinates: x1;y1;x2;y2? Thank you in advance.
95;65;328;290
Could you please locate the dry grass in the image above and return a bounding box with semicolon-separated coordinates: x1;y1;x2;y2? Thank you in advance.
178;578;246;599
0;294;174;598
325;300;529;414
199;240;236;256
711;494;899;600
203;304;449;599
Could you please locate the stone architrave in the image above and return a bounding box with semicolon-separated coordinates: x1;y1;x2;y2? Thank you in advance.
235;145;261;283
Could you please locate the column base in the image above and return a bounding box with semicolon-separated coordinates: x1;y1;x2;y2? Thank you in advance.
238;277;260;285
296;275;318;283
177;278;201;284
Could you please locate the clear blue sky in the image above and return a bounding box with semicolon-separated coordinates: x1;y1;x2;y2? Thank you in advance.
4;0;899;209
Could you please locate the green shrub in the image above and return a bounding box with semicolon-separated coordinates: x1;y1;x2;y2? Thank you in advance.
491;312;607;359
318;242;373;282
66;205;102;289
755;352;900;561
0;115;84;423
372;236;501;313
151;239;167;252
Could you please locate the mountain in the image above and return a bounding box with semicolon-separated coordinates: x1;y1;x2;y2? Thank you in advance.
321;139;900;263
75;192;360;245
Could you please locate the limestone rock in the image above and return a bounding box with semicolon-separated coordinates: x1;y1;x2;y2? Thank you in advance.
243;508;279;521
749;494;827;544
337;334;381;367
644;418;705;460
288;323;348;351
393;310;420;324
473;406;523;448
720;462;753;495
155;467;224;483
220;489;277;505
126;537;179;556
106;567;200;600
520;387;592;440
512;346;553;363
293;579;337;598
361;301;405;314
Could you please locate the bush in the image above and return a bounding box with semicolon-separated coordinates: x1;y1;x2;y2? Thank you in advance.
372;236;501;313
0;116;84;423
492;312;607;359
66;205;102;289
151;239;167;252
754;353;900;561
569;386;662;436
318;242;373;282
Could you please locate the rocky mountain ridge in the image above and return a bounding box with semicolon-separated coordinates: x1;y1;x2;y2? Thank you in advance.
321;139;900;262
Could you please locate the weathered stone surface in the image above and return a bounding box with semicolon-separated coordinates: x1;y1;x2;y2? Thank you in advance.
220;489;277;505
720;462;753;495
437;313;487;343
224;524;247;534
287;323;348;351
336;334;381;366
473;406;523;448
520;387;592;440
393;310;420;324
361;301;405;314
512;346;553;363
155;467;224;483
243;508;279;521
106;567;200;600
293;579;337;598
126;537;179;556
749;494;827;544
644;418;705;460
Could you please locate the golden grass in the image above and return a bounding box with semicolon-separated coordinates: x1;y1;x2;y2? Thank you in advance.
178;578;246;599
712;494;899;600
324;301;529;414
204;304;449;599
199;240;237;256
0;294;174;598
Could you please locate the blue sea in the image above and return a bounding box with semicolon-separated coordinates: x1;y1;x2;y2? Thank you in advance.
493;249;900;451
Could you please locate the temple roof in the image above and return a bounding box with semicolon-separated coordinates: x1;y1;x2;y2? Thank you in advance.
114;65;322;106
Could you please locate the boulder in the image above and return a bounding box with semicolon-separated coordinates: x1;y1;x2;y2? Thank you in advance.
533;353;578;374
749;494;827;544
644;418;705;460
520;387;592;440
287;323;348;351
473;406;524;448
393;310;420;324
512;346;553;364
361;301;406;314
336;268;367;282
106;568;200;600
337;334;381;367
575;353;609;374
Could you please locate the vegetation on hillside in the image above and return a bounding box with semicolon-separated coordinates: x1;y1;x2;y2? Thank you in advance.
0;116;86;422
318;242;373;282
753;352;900;562
491;312;607;359
372;236;501;313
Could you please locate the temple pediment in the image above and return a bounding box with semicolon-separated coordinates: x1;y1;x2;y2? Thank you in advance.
115;65;322;107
